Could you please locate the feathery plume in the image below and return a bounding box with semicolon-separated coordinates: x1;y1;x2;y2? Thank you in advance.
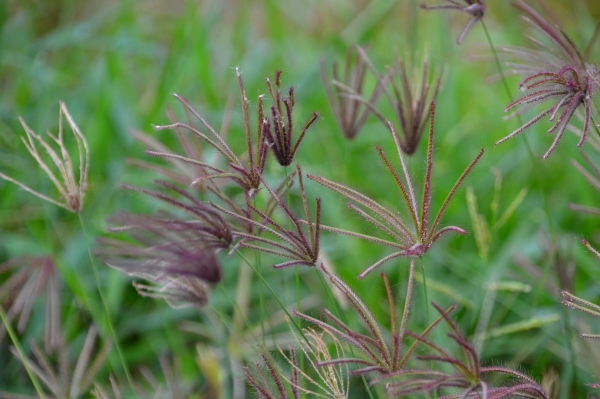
310;102;483;278
0;102;89;213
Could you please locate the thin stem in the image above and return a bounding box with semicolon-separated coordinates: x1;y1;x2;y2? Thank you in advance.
215;285;259;344
252;197;267;347
419;256;435;393
284;164;305;375
233;248;308;344
0;304;47;398
78;215;136;396
420;258;430;324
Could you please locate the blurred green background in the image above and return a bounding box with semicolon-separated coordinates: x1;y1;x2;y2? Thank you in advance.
0;0;599;398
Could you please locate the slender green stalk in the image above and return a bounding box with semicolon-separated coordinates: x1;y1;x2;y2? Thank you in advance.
251;196;268;346
217;285;259;344
419;257;435;399
233;248;308;344
284;164;306;378
254;249;267;346
0;304;47;399
420;257;430;324
78;215;136;396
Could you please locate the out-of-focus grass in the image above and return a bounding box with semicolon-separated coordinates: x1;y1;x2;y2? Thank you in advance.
0;0;598;397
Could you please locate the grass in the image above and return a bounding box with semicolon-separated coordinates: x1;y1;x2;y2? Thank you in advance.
0;0;599;397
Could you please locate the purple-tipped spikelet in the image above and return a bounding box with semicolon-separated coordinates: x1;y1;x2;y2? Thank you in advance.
496;0;599;159
263;71;319;166
128;97;233;189
310;101;484;278
211;165;321;269
325;47;441;154
120;180;234;250
99;218;222;282
320;46;385;140
420;0;485;44
376;302;549;398
245;350;299;399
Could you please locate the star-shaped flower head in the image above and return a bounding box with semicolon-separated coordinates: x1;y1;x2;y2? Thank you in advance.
496;0;599;159
263;71;319;166
310;101;484;278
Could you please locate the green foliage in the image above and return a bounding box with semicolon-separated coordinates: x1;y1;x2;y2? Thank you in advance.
0;0;599;398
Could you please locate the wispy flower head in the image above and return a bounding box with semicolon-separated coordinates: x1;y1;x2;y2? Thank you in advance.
329;48;441;154
295;262;449;376
320;46;384;140
378;302;549;398
212;164;321;269
561;240;600;393
375;53;441;155
121;180;233;250
128;95;233;188
98;194;224;308
152;68;268;197
0;256;61;350
496;0;599;159
264;71;319;166
310;102;484;278
0;102;89;213
420;0;485;44
99;213;223;283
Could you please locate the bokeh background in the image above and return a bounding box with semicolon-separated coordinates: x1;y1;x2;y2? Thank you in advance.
0;0;599;398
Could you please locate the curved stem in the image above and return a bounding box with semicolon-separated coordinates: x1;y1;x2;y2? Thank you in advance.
233;248;308;344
